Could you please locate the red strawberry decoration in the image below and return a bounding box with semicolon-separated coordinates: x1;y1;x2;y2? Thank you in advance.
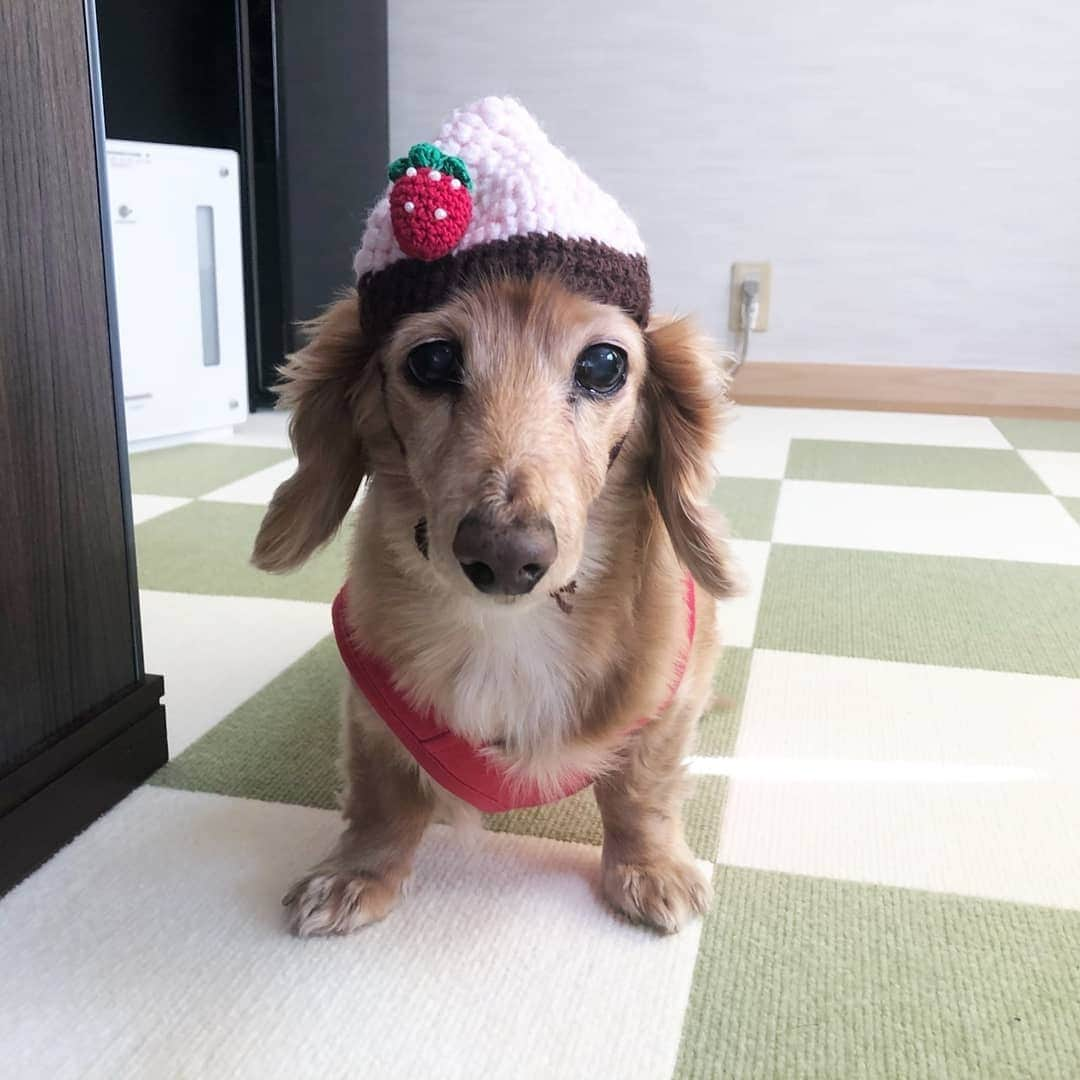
388;143;473;261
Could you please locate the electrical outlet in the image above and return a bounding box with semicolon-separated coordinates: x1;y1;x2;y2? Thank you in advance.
728;261;771;331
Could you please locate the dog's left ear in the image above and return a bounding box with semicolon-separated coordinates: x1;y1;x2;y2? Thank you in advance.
252;297;373;573
645;316;738;599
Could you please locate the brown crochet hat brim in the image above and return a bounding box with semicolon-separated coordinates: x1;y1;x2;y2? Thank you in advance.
357;232;650;346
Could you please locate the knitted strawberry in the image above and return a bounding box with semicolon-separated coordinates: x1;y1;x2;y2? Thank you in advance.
387;143;473;261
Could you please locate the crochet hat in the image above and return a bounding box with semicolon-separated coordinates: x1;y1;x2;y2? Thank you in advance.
353;96;650;344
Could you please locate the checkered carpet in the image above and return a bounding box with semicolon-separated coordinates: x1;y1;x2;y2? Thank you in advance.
3;407;1080;1079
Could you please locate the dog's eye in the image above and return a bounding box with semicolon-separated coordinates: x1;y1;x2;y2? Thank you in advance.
406;340;464;390
574;343;627;397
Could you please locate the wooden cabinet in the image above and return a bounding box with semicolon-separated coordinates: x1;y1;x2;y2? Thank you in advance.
0;0;166;894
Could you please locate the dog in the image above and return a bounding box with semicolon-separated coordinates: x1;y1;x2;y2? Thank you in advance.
250;97;736;936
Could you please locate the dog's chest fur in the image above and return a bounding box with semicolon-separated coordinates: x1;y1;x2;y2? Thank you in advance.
392;592;593;763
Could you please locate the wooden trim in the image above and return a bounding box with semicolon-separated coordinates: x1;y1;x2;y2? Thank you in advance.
0;677;167;896
729;362;1080;420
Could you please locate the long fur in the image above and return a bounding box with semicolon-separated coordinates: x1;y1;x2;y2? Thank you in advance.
252;298;375;572
646;317;740;599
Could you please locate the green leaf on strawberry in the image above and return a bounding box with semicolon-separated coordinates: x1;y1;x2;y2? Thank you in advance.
386;143;473;191
408;143;444;170
440;155;473;191
388;156;412;182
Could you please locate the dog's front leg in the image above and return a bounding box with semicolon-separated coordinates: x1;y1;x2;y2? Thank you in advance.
283;688;434;937
593;713;712;934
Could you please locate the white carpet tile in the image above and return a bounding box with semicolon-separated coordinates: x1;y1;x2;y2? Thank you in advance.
733;650;1080;768
0;787;705;1080
688;756;1040;785
201;457;299;506
1019;449;1080;497
717;539;771;648
140;591;331;753
713;649;1080;907
718;778;1080;910
734;406;1012;448
129;493;191;525
773;479;1080;563
714;415;792;478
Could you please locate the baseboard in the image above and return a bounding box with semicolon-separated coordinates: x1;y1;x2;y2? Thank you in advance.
729;362;1080;419
0;676;167;895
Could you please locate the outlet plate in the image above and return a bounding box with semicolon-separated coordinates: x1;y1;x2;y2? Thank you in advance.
728;261;772;331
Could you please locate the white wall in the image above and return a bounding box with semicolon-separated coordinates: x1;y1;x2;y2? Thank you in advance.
388;0;1079;373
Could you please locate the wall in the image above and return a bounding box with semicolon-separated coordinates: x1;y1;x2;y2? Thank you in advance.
389;1;1079;373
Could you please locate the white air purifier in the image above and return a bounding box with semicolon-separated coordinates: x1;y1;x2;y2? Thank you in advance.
106;140;248;444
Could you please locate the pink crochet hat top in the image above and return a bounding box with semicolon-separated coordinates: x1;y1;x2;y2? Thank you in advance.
352;96;651;343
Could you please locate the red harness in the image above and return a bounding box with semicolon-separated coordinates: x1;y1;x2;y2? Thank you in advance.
332;577;696;813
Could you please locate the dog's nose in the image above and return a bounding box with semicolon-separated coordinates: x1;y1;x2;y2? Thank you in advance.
452;510;557;595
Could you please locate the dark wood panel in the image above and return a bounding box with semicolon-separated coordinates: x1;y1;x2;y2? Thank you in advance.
0;676;164;818
46;0;139;713
0;0;138;772
0;2;80;761
0;692;167;896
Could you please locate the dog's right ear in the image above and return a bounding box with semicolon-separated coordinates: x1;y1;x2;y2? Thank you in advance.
645;315;739;599
252;297;372;572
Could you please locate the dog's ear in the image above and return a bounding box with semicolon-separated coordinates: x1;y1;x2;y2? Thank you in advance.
645;316;738;599
252;297;372;572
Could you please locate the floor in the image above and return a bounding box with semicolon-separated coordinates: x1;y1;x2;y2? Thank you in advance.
3;406;1080;1079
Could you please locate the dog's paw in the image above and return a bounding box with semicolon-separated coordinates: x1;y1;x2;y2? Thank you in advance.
601;853;713;934
282;868;402;938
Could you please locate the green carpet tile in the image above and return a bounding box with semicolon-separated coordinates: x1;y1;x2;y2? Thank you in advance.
130;443;293;498
993;418;1080;452
785;440;1048;493
695;646;752;757
675;865;1080;1079
135;500;349;602
710;477;781;540
488;774;727;862
754;545;1080;678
